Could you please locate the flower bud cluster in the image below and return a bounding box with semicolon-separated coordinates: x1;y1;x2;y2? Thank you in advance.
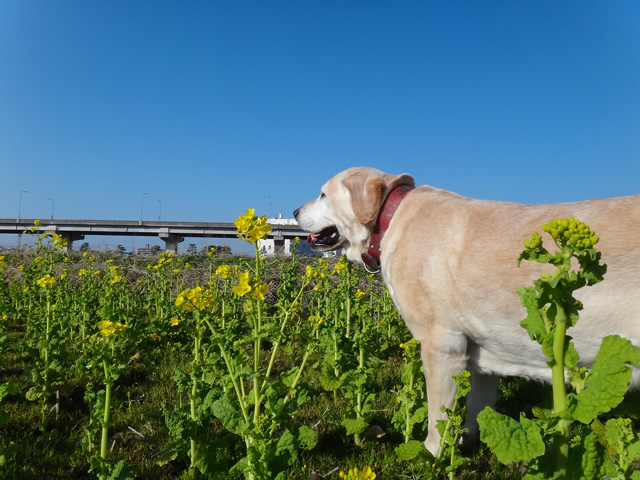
523;231;542;250
542;217;599;249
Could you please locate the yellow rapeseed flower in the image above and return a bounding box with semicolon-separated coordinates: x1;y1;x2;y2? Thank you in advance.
34;219;41;226
333;256;349;274
251;282;269;301
52;234;68;249
108;266;123;284
215;265;231;279
304;265;318;279
170;317;179;326
175;286;216;311
98;320;128;338
234;209;272;243
232;271;252;297
338;466;376;480
36;274;57;288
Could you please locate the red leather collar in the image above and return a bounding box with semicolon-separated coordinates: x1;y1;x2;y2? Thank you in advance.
361;184;414;273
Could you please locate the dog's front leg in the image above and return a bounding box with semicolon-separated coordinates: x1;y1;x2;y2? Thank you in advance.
420;330;468;457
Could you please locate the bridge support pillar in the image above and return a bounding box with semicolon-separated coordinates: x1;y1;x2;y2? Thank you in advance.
60;233;85;251
160;233;184;254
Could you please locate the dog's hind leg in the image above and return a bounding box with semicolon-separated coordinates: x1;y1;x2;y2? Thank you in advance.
461;368;499;449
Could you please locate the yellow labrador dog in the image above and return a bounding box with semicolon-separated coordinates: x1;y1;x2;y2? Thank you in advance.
294;166;640;455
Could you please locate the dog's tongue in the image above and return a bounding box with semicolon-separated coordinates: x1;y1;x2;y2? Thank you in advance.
307;233;319;244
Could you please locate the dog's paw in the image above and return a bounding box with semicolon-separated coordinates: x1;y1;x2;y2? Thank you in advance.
458;430;480;455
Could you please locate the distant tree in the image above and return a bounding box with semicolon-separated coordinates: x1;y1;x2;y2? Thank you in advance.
187;244;197;254
80;242;90;253
151;245;162;254
116;245;126;255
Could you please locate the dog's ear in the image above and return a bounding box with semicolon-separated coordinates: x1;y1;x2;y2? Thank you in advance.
346;175;385;224
344;172;415;224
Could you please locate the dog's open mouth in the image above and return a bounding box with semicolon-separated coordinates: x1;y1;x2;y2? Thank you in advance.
307;226;340;250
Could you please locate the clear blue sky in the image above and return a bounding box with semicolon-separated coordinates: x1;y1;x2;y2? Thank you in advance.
1;2;639;250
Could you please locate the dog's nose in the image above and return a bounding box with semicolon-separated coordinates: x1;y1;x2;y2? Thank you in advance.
293;207;300;219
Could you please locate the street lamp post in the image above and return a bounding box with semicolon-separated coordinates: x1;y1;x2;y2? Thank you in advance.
18;190;28;249
157;199;162;221
140;192;147;224
48;198;55;220
18;190;28;221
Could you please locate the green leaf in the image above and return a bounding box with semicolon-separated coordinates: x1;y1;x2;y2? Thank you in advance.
154;441;180;466
569;335;640;424
409;406;428;426
341;416;367;436
478;407;545;465
281;366;299;388
395;440;425;461
276;429;294;457
318;371;343;391
0;410;9;427
518;287;547;343
172;368;192;394
212;396;250;435
163;408;192;441
198;387;222;417
0;382;20;402
297;425;317;451
565;339;580;369
107;460;137;480
229;457;249;477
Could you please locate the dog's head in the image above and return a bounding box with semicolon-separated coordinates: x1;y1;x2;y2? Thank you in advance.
293;167;414;262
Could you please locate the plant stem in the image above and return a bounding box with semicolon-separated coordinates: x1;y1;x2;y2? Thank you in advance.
345;268;352;339
271;339;316;426
404;363;415;443
43;295;51;395
189;315;202;475
261;280;308;396
354;342;365;446
252;244;262;427
551;301;569;478
100;359;112;480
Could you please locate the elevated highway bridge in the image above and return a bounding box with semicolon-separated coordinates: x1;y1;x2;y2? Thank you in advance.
0;218;307;253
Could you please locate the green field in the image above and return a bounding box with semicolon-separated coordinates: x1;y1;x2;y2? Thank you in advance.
0;219;637;479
